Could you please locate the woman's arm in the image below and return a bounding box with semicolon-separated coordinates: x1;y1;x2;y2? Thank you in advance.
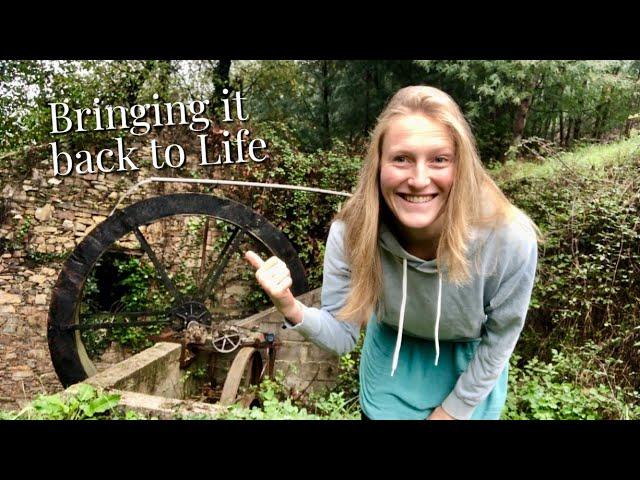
441;221;538;420
246;220;360;356
283;221;360;356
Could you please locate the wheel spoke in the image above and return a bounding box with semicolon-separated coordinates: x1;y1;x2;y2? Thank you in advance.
84;310;166;319
198;217;210;284
68;317;172;332
132;226;183;301
198;226;244;301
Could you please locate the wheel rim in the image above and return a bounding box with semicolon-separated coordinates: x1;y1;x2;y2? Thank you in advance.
219;347;263;406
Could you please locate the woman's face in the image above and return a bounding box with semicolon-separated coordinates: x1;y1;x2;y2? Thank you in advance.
379;114;456;240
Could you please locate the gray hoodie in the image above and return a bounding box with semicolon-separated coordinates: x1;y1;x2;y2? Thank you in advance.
285;212;538;419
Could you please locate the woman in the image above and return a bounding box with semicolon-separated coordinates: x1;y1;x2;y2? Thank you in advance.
245;85;539;420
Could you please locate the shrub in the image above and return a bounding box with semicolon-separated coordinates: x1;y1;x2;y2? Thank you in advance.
503;345;640;420
500;142;640;393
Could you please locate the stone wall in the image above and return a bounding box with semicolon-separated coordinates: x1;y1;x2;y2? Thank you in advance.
0;150;146;409
0;139;341;411
230;288;341;395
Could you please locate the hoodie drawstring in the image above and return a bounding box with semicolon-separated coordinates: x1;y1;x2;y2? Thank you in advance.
434;270;443;366
390;258;443;376
391;259;408;376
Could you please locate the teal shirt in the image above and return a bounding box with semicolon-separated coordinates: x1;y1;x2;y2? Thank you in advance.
360;314;508;420
285;215;537;420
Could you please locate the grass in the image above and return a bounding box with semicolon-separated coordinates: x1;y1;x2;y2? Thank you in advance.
488;133;640;184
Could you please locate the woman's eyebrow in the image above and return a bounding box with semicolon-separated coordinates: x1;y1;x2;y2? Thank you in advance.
386;146;455;156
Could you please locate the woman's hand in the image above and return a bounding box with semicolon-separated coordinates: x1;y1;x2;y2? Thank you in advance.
427;406;455;420
244;251;303;324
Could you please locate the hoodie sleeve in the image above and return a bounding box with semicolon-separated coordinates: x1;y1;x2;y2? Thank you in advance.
282;220;361;356
441;219;538;420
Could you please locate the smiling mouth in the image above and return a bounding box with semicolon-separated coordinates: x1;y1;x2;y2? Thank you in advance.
397;193;437;204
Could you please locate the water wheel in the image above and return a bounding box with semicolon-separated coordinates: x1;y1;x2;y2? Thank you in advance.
47;193;307;387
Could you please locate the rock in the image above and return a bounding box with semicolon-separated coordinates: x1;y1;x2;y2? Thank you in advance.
94;184;108;192
47;178;62;186
28;275;47;284
0;291;21;304
34;204;54;222
226;285;249;296
31;169;47;187
92;215;107;224
0;305;15;314
74;222;86;232
1;184;14;198
34;226;57;234
11;366;33;380
108;192;119;200
35;294;47;305
62;219;74;230
41;267;56;276
57;210;75;221
75;217;93;226
2;318;16;334
14;190;27;202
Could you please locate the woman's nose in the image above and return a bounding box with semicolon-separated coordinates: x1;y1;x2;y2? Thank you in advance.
407;164;431;189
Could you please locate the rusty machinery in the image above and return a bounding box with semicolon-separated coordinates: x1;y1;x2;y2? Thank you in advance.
47;179;351;407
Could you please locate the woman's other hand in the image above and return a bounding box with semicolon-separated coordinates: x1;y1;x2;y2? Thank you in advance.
427;406;456;420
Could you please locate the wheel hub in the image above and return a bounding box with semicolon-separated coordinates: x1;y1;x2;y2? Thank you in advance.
170;301;212;331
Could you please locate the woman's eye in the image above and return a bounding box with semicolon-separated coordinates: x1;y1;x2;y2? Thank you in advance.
434;156;449;164
392;156;408;163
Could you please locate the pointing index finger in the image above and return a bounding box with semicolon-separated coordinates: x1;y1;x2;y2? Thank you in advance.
244;250;265;270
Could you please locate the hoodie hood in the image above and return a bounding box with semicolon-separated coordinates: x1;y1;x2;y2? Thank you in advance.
379;221;439;274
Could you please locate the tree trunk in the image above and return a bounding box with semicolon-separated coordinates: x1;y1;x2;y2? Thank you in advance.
215;59;232;91
565;117;574;147
321;60;331;150
511;95;532;146
209;59;232;121
548;117;557;142
573;116;582;141
559;111;565;145
593;86;611;139
364;67;371;138
544;115;556;142
156;60;172;104
125;60;154;106
624;117;632;138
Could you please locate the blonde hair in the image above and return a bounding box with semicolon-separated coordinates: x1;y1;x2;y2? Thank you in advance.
334;85;539;324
